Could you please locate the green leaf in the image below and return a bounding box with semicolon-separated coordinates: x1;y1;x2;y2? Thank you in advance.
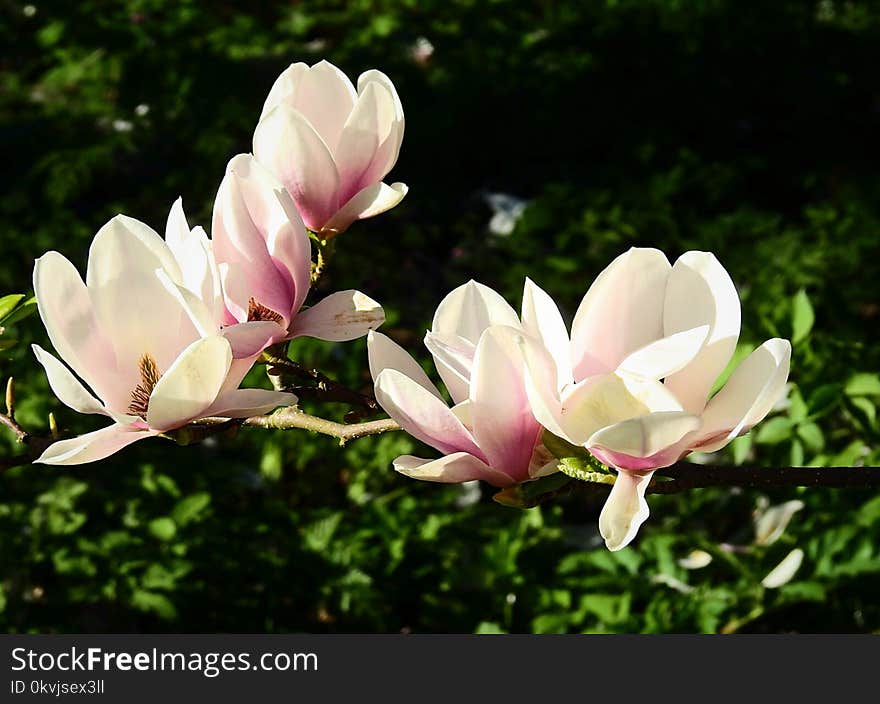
131;590;177;620
730;435;752;465
171;493;211;526
791;288;814;345
850;397;876;427
474;621;507;634
755;417;793;444
541;430;590;460
845;373;880;397
0;294;24;322
807;383;842;417
796;422;824;452
148;517;177;542
0;296;37;326
557;457;616;484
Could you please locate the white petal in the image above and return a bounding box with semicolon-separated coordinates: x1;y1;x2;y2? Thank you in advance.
357;68;404;166
32;345;111;417
469;326;541;480
146;336;233;431
322;182;408;235
431;280;520;346
33;252;120;405
253;104;340;232
422;331;475;404
521;278;572;390
599;470;654;551
203;388;296;418
374;369;483;459
335;81;398;204
761;548;804;589
35;424;156;465
586;411;701;469
221;321;285;358
663;251;742;414
393;452;513;486
367;331;442;400
289;290;384;342
276;61;357;154
260;62;308;120
86;213;182;289
616;325;709;380
517;331;571;441
696;339;791;452
155;268;218;338
570;248;670;379
678;550;713;570
754;499;805;546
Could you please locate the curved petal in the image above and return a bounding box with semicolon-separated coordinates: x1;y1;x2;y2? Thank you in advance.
521;278;572;389
253;104;340;232
260;62;308;120
155;268;218;338
358;69;405;167
469;326;541;481
374;369;484;459
761;548;804;589
570;248;671;379
262;60;357;152
517;331;570;441
587;411;701;470
288;290;384;342
393;452;514;487
423;331;475;405
663;251;742;414
599;470;653;551
322;182;408;235
367;331;442;400
221;320;285;358
616;325;710;380
33;252;120;404
265;188;312;316
32;345;111;418
695;338;791;452
202;388;296;418
86;213;183;289
165;199;225;324
212;155;297;324
146;336;233;431
35;424;156;466
432;280;520;346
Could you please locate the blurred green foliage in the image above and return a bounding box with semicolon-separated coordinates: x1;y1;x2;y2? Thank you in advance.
1;0;879;633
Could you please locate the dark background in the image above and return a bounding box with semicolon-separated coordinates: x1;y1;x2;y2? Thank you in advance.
1;0;879;633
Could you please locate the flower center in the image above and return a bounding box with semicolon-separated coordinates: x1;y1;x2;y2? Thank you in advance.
247;297;284;325
128;353;161;419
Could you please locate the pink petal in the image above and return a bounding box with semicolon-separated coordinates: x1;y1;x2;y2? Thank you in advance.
393;453;514;487
288;290;384;342
367;331;443;400
202;388;296;418
253;104;340;232
35;424;156;466
469;326;541;482
586;411;702;470
322;182;408;235
570;248;670;379
422;331;475;405
374;369;485;459
431;280;520;345
221;321;286;358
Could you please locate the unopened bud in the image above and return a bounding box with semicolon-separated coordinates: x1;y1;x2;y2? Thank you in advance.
5;377;14;417
48;412;58;438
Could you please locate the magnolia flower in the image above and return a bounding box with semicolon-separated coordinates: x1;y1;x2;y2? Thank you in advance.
253;60;407;236
368;281;557;486
519;248;791;550
32;213;295;465
212;153;385;343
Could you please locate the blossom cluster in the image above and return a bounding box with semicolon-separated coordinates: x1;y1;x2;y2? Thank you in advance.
32;60;790;551
33;61;399;464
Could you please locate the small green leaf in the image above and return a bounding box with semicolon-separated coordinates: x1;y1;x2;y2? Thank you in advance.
791;289;814;345
796;422;824;452
148;517;177;542
0;294;24;322
171;493;211;526
0;296;37;326
845;373;880;397
557;457;615;484
850;397;876;427
541;430;590;460
755;417;793;444
807;383;842;418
